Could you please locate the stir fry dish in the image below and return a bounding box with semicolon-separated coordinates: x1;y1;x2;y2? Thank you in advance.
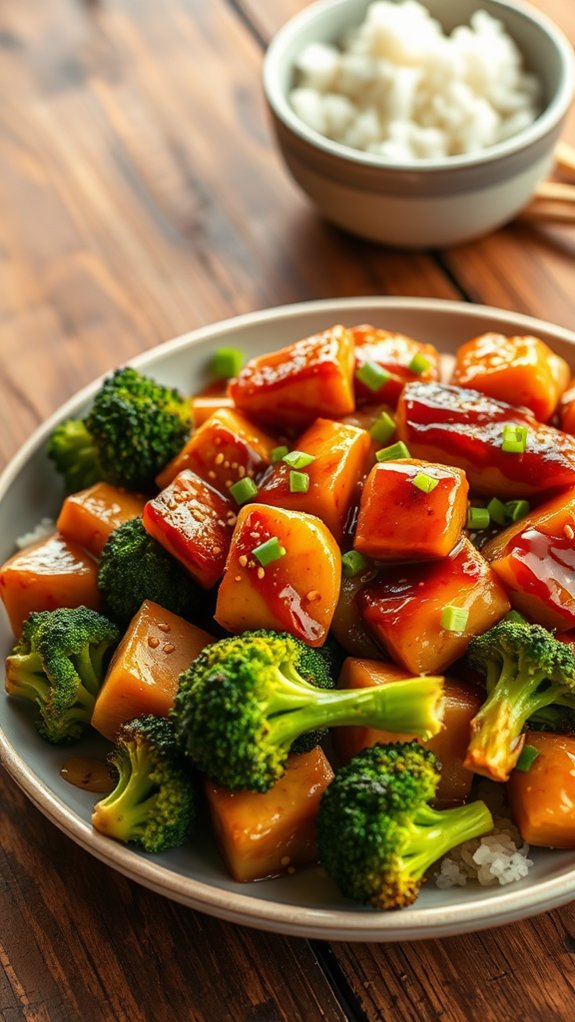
3;322;575;910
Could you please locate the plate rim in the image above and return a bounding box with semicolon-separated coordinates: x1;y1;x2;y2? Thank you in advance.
3;294;575;941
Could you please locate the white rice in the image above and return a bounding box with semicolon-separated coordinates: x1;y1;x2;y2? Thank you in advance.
290;1;540;160
435;781;533;889
15;518;56;549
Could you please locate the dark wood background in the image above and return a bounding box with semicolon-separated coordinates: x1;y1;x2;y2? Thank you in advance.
1;1;575;1019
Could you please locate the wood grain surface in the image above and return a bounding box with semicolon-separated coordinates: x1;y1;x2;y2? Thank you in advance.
0;1;574;1020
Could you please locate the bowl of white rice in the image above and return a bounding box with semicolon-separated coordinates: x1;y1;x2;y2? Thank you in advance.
262;0;575;247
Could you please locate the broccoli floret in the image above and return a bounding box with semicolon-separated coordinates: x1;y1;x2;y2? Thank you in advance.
317;743;493;910
48;367;191;493
47;420;104;493
98;518;202;626
172;630;444;792
289;640;335;755
92;715;198;853
5;607;120;744
529;703;575;734
465;620;575;781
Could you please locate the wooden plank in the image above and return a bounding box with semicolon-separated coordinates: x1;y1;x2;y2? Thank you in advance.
0;775;347;1022
331;905;575;1022
0;0;456;470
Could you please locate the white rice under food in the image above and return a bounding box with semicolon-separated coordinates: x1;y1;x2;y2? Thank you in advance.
290;1;541;159
434;781;534;889
15;518;56;549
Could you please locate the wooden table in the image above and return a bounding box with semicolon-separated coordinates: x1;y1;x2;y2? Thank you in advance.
1;1;575;1019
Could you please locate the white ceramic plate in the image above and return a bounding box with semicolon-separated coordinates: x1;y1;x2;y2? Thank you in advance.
2;296;575;942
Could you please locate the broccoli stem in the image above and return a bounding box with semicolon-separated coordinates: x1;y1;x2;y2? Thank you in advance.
466;653;562;780
93;746;157;844
72;645;105;697
5;654;49;706
403;801;494;881
266;670;444;747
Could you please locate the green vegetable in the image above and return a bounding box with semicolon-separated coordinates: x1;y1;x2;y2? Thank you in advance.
369;412;395;445
411;472;438;494
408;353;431;375
505;499;530;523
466;620;575;780
289;470;310;494
229;477;258;506
341;550;367;578
5;607;120;744
282;450;315;469
317;743;493;910
252;537;286;566
48;367;191;493
514;744;540;772
441;606;469;632
92;715;198;853
271;445;289;464
487;497;507;526
467;506;490;530
355;360;390;392
375;441;411;462
172;631;444;792
501;424;528;454
98;518;201;626
210;347;243;380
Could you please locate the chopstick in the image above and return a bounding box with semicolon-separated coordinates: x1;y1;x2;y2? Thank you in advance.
520;141;575;223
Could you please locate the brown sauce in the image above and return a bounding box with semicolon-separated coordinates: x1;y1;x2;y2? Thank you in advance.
60;756;116;794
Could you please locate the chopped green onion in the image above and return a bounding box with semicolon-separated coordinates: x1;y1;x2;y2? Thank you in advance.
501;424;529;454
487;497;508;526
411;472;439;494
271;445;289;464
229;477;258;506
441;606;469;632
210;346;243;379
252;537;286;566
342;550;367;578
515;744;540;772
504;610;528;625
289;470;310;494
282;450;315;469
467;506;490;530
355;360;390;392
375;441;411;462
408;352;432;375
369;411;395;445
505;499;531;523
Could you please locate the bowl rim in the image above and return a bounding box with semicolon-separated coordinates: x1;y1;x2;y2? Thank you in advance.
3;295;575;941
263;0;575;175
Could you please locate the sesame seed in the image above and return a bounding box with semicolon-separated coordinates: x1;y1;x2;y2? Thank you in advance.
225;480;233;488
237;465;246;478
238;555;248;567
306;590;321;602
208;470;216;480
257;567;265;579
565;523;574;540
231;462;238;469
215;452;225;465
280;856;291;866
212;546;221;556
234;575;242;582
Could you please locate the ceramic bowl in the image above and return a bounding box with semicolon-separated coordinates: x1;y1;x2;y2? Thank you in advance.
263;0;575;247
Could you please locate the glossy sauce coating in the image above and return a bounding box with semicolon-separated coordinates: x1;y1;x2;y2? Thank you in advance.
143;469;235;589
354;459;468;561
451;333;570;422
256;417;371;542
360;537;510;674
57;482;146;556
0;533;100;637
508;732;575;848
215;503;340;646
352;324;440;406
396;381;575;497
229;325;355;427
156;407;275;492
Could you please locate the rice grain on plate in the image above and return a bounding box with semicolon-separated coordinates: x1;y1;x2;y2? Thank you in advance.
15;518;56;549
290;1;541;160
